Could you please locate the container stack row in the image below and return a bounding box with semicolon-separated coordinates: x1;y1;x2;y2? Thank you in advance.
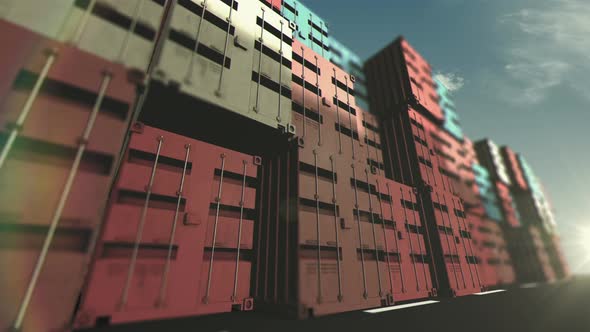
0;1;571;331
76;0;299;328
364;37;485;297
251;34;435;318
502;147;569;281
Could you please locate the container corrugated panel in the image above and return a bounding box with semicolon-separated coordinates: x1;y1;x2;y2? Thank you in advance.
0;0;75;39
297;153;386;315
405;109;446;189
0;246;90;332
364;37;442;121
428;189;483;296
474;139;512;185
74;124;260;329
471;163;504;222
504;226;555;283
468;213;515;287
254;142;383;318
261;0;281;12
517;155;555;233
378;178;435;302
281;0;330;58
495;182;520;227
550;235;570;279
154;0;294;131
529;227;556;283
399;39;443;121
59;0;164;72
417;116;475;207
357;109;385;177
328;37;369;111
290;40;362;167
254;141;434;317
0;21;138;332
434;77;464;140
500;146;528;190
467;213;499;288
487;221;515;287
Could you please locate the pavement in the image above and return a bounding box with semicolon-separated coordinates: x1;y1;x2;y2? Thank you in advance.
79;275;590;332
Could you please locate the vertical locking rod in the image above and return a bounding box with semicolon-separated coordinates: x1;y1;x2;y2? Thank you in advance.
185;0;209;83
13;73;112;329
352;165;368;299
215;0;236;95
0;51;56;170
401;188;420;291
330;156;343;301
203;154;227;303
232;161;249;300
386;183;406;293
158;143;191;305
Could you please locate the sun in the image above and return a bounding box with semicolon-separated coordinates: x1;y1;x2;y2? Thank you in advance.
563;225;590;273
580;227;590;256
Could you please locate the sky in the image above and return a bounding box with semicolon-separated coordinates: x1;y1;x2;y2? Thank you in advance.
305;0;590;274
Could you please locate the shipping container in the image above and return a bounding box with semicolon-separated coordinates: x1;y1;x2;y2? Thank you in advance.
1;0;166;72
74;124;260;329
364;37;443;122
290;40;362;167
253;137;435;317
546;234;570;279
504;226;556;284
151;0;294;131
495;181;521;228
356;109;385;177
467;213;516;288
281;0;330;58
434;77;463;141
500;146;528;191
261;0;282;12
0;20;139;332
422;188;484;296
474;139;511;185
329;37;369;111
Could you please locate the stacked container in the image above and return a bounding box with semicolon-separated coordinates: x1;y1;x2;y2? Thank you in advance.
475;140;556;283
73;0;299;328
251;37;434;318
0;1;571;328
0;20;142;332
329;37;370;111
501;147;569;280
434;77;463;141
1;0;166;73
281;0;330;58
73;124;260;328
474;139;520;227
148;0;294;131
364;38;484;297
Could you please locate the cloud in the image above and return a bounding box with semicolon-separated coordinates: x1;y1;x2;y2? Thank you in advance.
433;72;465;92
500;0;590;105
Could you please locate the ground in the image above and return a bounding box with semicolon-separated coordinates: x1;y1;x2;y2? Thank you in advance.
78;275;590;332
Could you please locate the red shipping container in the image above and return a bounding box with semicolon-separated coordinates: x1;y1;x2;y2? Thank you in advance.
364;37;443;121
262;0;282;12
290;40;362;168
427;189;483;296
74;125;260;329
0;21;139;332
399;39;443;121
495;182;520;227
357;109;386;178
501;146;528;190
376;178;434;302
